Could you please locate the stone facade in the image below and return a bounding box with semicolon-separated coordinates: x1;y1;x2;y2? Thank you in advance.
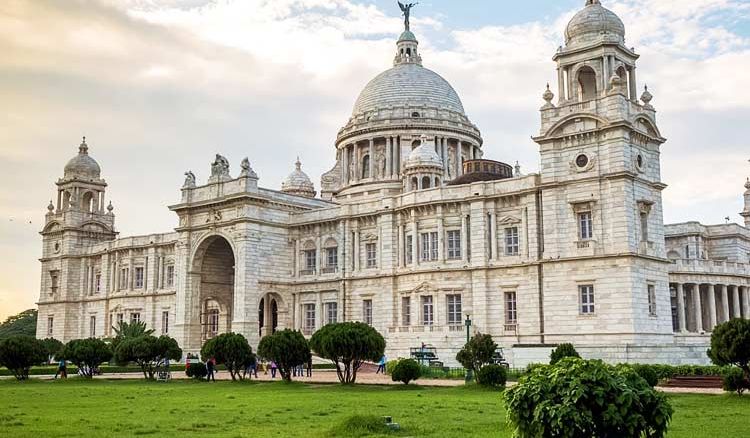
37;1;750;368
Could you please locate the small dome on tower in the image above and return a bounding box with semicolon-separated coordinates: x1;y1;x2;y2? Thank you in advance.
281;158;316;198
398;30;417;42
405;137;443;169
64;137;101;180
565;0;625;47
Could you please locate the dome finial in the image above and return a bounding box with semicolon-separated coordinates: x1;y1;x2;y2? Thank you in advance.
79;136;88;154
295;156;302;170
398;2;418;32
586;0;601;5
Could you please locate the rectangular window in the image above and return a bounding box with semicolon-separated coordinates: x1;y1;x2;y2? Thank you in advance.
579;285;595;315
420;232;438;261
47;316;54;336
326;247;338;269
648;284;657;316
504;291;517;324
446;294;462;325
50;271;59;294
640;212;649;242
421;295;434;326
304;250;317;272
366;243;377;268
166;265;175;287
130;312;141;324
363;299;373;325
325;302;338;325
304;304;316;334
505;227;520;256
401;297;411;326
578;212;593;240
207;309;219;339
405;235;413;264
116;313;124;326
447;230;462;259
89;315;96;337
119;268;129;290
134;267;144;289
95;274;101;293
161;311;169;334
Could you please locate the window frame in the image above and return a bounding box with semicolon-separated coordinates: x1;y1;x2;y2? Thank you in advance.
363;299;373;325
579;284;595;315
47;316;54;337
303;303;316;334
405;235;413;264
504;291;517;325
447;230;461;260
647;284;657;316
304;249;317;272
134;266;144;289
504;226;520;256
325;302;338;325
401;296;411;326
365;243;377;269
326;247;338;268
166;265;175;287
578;211;594;241
130;312;141;324
161;311;169;334
446;294;462;326
89;315;96;337
421;295;434;326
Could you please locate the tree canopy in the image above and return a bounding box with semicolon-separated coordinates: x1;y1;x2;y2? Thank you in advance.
114;335;182;379
0;309;38;341
0;335;48;380
60;338;112;377
309;322;385;384
257;329;310;382
201;333;253;381
550;343;580;365
707;319;750;394
455;333;497;379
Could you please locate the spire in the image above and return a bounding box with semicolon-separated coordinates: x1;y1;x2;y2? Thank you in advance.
295;156;302;171
79;136;88;154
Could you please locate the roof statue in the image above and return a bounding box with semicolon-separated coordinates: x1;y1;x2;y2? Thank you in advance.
183;171;196;188
240;157;258;179
209;154;231;183
398;2;418;31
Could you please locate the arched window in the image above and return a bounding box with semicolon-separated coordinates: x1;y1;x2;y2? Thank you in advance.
434;177;440;187
421;176;431;189
361;155;370;179
577;66;597;101
411;177;418;191
62;191;71;210
81;191;95;213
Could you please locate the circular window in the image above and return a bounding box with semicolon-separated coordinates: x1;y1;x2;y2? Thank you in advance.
636;154;644;168
575;154;589;168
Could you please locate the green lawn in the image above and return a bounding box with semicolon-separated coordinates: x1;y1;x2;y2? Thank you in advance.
0;379;747;437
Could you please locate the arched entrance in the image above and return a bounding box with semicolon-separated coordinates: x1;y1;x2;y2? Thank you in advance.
191;235;235;344
258;293;283;338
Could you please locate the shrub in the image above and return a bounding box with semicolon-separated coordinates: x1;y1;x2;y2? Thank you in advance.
549;343;580;365
722;367;748;396
60;338;112;378
455;333;497;380
505;357;673;438
40;338;64;362
476;364;507;389
631;364;659;387
111;321;154;353
186;361;208;380
309;322;385;384
384;359;401;375
257;329;311;382
0;335;48;380
113;335;182;380
391;359;421;385
201;333;253;381
707;319;750;395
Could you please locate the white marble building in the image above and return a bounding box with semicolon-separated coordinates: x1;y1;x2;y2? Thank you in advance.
36;1;750;367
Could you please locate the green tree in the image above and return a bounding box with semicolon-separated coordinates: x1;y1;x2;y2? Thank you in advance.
60;338;112;378
0;309;38;341
40;338;64;362
309;322;385;384
476;364;507;389
707;318;750;394
0;335;48;380
257;329;310;382
390;359;421;385
455;333;497;379
111;321;154;352
113;335;182;379
549;343;580;365
200;333;253;381
505;357;673;438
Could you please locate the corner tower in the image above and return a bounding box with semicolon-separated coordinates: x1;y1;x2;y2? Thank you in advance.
742;177;750;228
533;1;673;346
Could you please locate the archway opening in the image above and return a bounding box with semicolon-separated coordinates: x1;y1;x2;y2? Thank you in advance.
577;66;597;101
194;236;235;344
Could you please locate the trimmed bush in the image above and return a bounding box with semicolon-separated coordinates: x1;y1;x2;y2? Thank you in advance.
60;338;112;378
0;335;48;380
476;364;507;389
201;333;253;381
391;359;421;385
722;367;748;396
455;333;497;380
40;338;64;362
309;322;385;384
549;343;579;365
186;361;208;380
113;335;182;380
707;319;750;396
631;364;659;387
505;357;673;438
257;329;310;382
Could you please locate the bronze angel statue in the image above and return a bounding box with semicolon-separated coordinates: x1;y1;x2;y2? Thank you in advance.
398;2;418;31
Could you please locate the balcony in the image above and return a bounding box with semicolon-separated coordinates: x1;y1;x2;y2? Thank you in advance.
669;259;750;276
504;323;518;333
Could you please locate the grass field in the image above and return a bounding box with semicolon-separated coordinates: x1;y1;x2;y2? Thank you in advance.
0;379;748;437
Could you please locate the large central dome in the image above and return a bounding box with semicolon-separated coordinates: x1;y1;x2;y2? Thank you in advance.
352;63;465;116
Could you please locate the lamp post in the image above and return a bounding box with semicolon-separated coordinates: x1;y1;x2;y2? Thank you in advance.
464;313;473;383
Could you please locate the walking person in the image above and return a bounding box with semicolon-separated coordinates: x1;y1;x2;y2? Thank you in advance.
307;356;312;377
54;358;67;379
270;361;277;379
376;355;386;374
206;357;216;382
252;357;259;378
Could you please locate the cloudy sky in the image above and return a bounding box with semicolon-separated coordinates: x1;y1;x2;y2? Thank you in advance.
1;0;749;320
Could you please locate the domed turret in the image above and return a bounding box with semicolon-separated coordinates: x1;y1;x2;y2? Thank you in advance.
64;137;101;181
281;158;316;198
405;137;443;169
403;136;444;191
565;0;625;47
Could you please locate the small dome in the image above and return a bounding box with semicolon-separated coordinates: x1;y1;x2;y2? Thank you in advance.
565;0;625;47
405;138;443;169
64;137;101;180
398;30;417;42
281;158;316;198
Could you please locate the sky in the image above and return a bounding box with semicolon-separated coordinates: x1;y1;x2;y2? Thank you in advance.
1;0;750;320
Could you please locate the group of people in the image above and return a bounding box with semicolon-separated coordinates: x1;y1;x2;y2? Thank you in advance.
202;356;315;381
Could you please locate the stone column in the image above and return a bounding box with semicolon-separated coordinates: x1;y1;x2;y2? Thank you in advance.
557;67;565;103
353;144;359;183
456;142;463;176
342;145;349;185
411;211;419;266
386;137;392;178
316;231;322;275
398;223;405;267
601;56;608;91
368;139;374;179
294;238;300;278
354;227;361;272
442;138;449;180
460;213;468;263
394;137;400;178
707;284;717;330
693;283;703;332
315;293;323;331
742;286;750;319
489;205;497;261
629;66;637;101
732;285;741;318
437;206;445;262
677;283;687;333
721;284;730;323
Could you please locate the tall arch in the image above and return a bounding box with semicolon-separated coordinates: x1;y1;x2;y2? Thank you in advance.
190;235;235;345
577;66;597;101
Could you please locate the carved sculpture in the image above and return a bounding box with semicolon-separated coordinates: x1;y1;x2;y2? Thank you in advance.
183;171;196;188
398;2;418;31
